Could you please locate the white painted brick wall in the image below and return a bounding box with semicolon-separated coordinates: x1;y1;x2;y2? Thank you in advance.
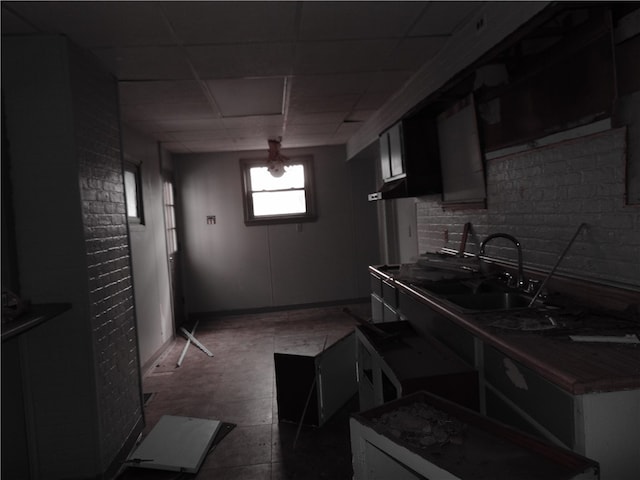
417;128;640;287
70;42;143;471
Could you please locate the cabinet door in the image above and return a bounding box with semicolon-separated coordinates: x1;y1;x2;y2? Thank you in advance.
483;345;574;447
317;333;357;425
379;123;405;182
371;294;383;323
398;292;475;366
379;131;392;180
388;123;404;178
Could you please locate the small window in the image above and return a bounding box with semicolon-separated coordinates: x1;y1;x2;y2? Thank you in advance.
241;155;316;225
163;179;178;255
124;161;144;224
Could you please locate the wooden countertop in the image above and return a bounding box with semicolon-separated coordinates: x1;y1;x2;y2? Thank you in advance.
371;265;640;395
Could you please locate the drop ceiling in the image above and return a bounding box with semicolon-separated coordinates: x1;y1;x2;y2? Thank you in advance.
1;1;484;153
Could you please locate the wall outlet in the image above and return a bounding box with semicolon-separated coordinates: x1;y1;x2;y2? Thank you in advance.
206;215;216;225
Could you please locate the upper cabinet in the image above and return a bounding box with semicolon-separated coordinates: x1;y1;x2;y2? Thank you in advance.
370;4;636;205
437;94;487;206
379;122;404;183
370;111;442;201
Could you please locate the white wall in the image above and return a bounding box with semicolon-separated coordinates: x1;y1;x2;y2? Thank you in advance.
121;125;174;368
174;144;379;314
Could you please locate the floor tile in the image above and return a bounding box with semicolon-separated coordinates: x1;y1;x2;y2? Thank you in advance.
200;424;272;469
207;396;273;426
116;302;369;480
196;463;271;480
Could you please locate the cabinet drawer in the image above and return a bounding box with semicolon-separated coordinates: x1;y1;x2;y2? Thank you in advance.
399;292;475;366
370;273;382;297
484;345;574;447
382;279;397;307
382;303;398;323
371;294;383;324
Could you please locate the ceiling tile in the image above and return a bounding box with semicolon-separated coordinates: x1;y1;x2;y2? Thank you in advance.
2;0;487;153
149;117;226;132
344;109;378;123
382;36;449;71
185;139;264;153
289;73;371;98
188;43;295;78
354;92;393;111
4;1;174;47
166;130;232;142
410;1;481;36
286;124;339;136
286;111;346;125
293;39;398;75
118;80;209;105
120;102;216;122
299;1;427;40
225;125;285;140
93;46;194;80
207;78;285;117
222;115;285;129
289;94;359;114
160;142;191;154
160;1;298;44
366;70;417;93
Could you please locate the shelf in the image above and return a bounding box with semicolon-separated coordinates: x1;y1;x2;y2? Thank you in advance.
2;303;71;342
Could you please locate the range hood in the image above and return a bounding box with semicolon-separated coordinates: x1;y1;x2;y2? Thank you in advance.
368;178;412;201
368;110;442;202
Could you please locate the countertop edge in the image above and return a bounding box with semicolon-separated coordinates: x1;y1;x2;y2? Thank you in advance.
369;265;640;396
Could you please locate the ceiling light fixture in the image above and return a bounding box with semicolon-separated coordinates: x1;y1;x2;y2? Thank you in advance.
266;138;288;178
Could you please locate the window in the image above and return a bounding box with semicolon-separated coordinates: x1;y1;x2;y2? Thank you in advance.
124;161;144;224
163;179;178;255
241;155;316;225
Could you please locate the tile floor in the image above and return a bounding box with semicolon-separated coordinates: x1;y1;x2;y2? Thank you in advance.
116;302;370;480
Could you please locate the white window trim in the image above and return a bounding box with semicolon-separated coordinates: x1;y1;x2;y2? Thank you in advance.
240;155;317;226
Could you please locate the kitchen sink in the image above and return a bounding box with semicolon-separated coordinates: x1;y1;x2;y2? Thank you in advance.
415;278;512;296
414;281;475;295
442;292;535;312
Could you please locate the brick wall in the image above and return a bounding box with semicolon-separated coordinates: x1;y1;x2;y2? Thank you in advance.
69;44;143;470
417;127;640;287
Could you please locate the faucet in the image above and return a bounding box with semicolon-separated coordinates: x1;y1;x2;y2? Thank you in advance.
479;233;525;289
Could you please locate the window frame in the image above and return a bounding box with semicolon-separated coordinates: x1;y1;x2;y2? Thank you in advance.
240;155;317;226
163;177;178;256
124;160;144;225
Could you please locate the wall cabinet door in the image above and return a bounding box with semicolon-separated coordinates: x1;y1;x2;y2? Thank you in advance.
379;123;405;182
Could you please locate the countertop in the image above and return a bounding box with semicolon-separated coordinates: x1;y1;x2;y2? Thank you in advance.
1;303;71;342
370;263;640;395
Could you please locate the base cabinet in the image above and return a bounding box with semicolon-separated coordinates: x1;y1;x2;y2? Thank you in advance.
355;322;478;412
370;266;640;479
351;392;599;480
370;272;400;323
274;332;356;426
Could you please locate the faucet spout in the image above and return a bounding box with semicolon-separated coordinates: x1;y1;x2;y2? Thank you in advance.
479;233;524;288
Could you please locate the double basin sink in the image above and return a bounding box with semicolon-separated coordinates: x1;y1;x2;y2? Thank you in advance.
411;278;537;313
